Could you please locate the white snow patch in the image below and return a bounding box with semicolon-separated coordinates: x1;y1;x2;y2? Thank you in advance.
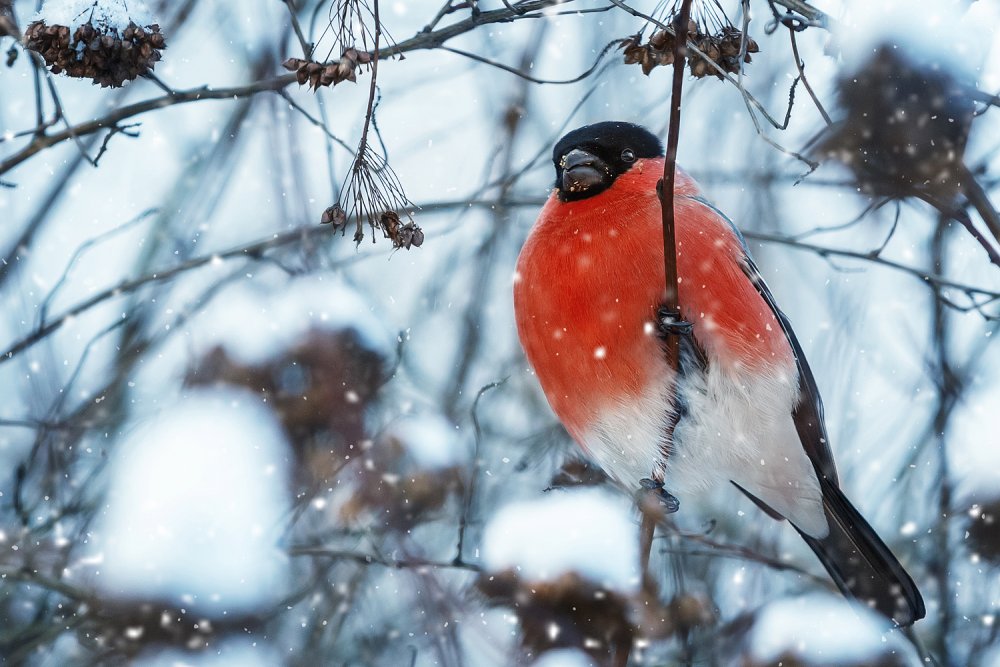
749;594;915;664
532;648;597;667
36;0;154;33
195;275;395;366
93;388;290;616
481;488;639;593
384;413;466;470
950;399;1000;504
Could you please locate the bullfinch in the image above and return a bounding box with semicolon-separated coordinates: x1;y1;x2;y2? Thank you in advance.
513;121;925;626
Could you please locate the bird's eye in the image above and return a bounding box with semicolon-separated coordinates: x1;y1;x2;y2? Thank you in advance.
621;149;636;163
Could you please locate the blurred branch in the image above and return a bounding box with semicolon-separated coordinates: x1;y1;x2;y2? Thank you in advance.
289;547;481;572
917;191;1000;268
0;225;370;364
743;230;1000;317
0;567;88;601
928;221;957;666
37;209;158;326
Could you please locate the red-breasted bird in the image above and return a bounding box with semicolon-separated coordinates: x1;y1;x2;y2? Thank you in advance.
513;121;925;626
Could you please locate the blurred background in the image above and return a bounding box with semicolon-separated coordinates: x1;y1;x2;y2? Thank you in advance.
0;0;998;665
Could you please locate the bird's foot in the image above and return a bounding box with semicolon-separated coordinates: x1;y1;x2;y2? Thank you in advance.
639;477;680;513
657;306;693;337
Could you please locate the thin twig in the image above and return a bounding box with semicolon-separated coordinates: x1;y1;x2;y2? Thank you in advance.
788;27;831;125
456;379;506;565
440;38;618;85
283;0;312;58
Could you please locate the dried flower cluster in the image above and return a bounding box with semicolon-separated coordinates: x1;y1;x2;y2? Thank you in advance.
23;19;165;87
283;48;371;91
186;327;390;487
321;203;423;250
339;426;466;530
620;23;758;79
478;572;647;660
817;44;975;199
325;146;422;249
476;571;705;662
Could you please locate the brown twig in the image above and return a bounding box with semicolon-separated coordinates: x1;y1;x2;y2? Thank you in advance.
622;4;694;667
788;26;831;125
659;0;692;341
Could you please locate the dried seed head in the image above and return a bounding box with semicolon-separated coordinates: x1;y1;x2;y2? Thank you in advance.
394;221;424;249
618;14;758;80
23;2;165;87
648;29;672;51
619;34;646;65
330;145;421;249
283;48;365;91
320;203;348;229
816;44;976;199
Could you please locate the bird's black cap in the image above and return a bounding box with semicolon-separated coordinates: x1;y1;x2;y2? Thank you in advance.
552;122;664;201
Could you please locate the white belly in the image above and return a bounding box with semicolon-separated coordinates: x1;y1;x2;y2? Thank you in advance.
581;361;828;538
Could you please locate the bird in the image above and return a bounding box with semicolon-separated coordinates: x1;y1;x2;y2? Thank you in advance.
512;121;925;626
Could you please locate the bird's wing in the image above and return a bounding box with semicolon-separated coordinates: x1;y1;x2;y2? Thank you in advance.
682;194;838;486
739;254;839;486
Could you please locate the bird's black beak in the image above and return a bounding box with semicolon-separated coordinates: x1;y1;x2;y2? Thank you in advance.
559;148;610;198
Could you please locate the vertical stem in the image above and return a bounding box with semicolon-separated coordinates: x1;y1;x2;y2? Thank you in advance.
659;0;692;341
626;4;694;667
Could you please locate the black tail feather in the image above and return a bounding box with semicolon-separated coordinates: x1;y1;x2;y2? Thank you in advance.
795;477;925;627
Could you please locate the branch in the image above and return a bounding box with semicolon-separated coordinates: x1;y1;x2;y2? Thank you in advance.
382;0;568;57
0;224;369;364
743;230;1000;314
1;0;572;177
769;0;829;28
440;39;618;85
289;547;481;573
0;76;294;176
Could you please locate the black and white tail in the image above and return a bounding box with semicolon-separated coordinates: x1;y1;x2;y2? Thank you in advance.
796;476;925;627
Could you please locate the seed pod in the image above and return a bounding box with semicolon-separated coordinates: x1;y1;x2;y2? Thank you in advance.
23;4;167;88
649;29;672;51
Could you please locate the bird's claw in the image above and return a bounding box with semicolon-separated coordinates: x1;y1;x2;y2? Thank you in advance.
657;306;693;337
639;477;680;513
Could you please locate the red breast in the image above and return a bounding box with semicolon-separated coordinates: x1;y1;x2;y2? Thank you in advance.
514;158;793;442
